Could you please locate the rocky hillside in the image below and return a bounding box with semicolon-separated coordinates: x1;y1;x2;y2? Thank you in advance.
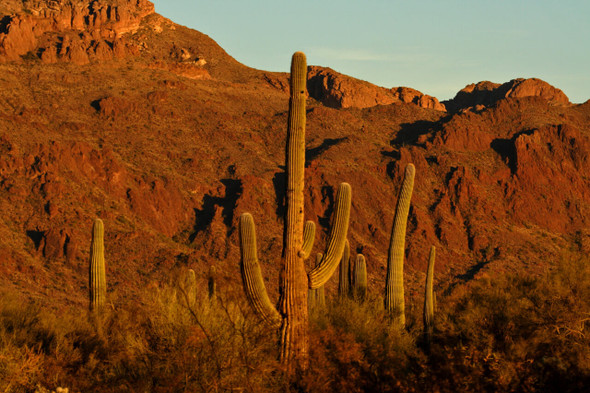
0;0;589;308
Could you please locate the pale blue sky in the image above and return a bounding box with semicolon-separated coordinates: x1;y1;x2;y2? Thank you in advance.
152;1;590;103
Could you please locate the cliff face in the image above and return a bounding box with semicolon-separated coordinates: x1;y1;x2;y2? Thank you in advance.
0;0;154;63
306;65;446;111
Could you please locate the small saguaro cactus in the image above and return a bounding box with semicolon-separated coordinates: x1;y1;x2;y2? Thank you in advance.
338;240;351;298
314;253;326;309
353;254;367;301
384;163;415;327
89;218;106;311
424;246;436;342
308;253;326;312
239;51;351;367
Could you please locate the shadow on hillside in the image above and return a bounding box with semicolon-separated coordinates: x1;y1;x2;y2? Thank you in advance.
273;168;286;219
445;246;501;294
390;119;446;147
491;129;535;174
317;185;335;230
456;260;490;282
305;137;348;167
189;178;242;242
0;16;11;34
271;137;348;220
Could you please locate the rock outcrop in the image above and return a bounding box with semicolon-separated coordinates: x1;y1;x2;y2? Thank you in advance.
0;0;155;62
391;86;446;111
445;78;570;112
307;65;446;111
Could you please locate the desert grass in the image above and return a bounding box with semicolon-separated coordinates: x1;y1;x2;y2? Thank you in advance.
1;250;589;392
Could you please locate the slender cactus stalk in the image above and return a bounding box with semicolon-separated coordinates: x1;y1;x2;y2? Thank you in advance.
308;253;326;313
314;253;326;309
354;254;367;301
338;240;350;298
89;218;106;312
424;246;436;342
384;163;415;328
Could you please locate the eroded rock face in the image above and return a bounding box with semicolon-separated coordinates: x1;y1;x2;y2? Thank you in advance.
391;86;446;111
0;0;154;62
307;66;397;109
445;78;570;112
307;66;446;111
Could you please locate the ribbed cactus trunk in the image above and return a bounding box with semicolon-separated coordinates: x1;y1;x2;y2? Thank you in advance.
338;240;350;298
384;163;415;327
89;218;106;311
278;51;309;364
239;52;351;369
353;254;367;301
423;246;436;342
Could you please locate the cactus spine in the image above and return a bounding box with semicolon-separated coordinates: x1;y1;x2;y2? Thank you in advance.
384;163;415;327
239;52;351;367
353;254;367;301
89;218;106;311
338;240;350;298
424;246;436;342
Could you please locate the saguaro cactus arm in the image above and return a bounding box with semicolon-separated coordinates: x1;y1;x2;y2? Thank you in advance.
89;218;106;311
384;163;415;327
299;221;316;259
307;182;352;289
239;213;281;328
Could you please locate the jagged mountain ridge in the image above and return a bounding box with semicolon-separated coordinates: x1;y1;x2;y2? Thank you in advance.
0;0;588;307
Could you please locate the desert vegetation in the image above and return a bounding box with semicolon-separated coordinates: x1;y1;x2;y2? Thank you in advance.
1;248;589;392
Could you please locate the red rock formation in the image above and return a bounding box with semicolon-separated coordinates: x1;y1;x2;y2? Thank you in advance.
445;78;570;112
504;78;570;105
307;66;446;111
0;0;155;62
391;86;446;111
307;65;397;109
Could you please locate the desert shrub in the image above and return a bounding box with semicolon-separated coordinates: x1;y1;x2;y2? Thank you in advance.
302;295;424;393
427;251;590;392
1;251;589;392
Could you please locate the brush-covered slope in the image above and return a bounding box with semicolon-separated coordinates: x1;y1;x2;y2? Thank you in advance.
0;0;589;308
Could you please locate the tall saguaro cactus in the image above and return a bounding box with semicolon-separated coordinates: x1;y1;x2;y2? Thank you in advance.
384;163;415;327
424;246;436;342
89;218;106;311
239;52;351;367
